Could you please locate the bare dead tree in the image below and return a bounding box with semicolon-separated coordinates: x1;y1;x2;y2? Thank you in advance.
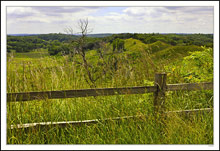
77;19;99;88
65;19;99;88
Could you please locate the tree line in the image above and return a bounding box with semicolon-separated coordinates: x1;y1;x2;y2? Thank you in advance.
103;33;213;47
7;32;213;54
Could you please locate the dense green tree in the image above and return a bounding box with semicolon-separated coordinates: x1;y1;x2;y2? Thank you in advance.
7;36;48;52
7;33;213;54
112;38;125;52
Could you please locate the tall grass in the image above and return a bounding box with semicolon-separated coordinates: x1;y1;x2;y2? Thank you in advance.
6;47;213;144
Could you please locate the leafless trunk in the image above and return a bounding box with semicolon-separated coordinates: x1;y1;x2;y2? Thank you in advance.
65;19;98;88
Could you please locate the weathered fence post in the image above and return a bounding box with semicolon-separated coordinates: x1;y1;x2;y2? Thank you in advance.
154;73;167;113
154;73;167;139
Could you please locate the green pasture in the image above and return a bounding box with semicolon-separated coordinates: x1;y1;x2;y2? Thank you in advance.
7;39;213;144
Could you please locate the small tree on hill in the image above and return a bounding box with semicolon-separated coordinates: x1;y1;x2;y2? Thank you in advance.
65;19;101;88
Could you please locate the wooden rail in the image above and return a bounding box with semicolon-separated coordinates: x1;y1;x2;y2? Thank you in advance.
7;86;157;102
167;82;213;91
7;73;213;130
7;82;213;102
9;108;213;129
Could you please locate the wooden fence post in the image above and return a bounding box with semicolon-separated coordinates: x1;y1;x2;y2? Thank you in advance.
154;73;167;113
154;73;167;139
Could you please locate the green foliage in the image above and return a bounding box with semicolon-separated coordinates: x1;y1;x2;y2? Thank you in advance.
48;41;71;56
37;33;77;42
154;45;204;61
7;33;213;144
7;36;48;53
7;33;213;54
9;50;49;59
181;47;213;83
124;38;148;53
164;47;213;84
104;33;213;48
148;41;171;53
112;38;125;52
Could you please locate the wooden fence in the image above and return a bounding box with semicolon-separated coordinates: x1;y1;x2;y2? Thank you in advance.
7;73;213;102
7;73;213;129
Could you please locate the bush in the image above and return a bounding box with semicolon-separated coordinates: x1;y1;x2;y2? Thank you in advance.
181;47;213;82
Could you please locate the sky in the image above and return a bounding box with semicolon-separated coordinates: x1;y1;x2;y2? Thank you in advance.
7;6;214;34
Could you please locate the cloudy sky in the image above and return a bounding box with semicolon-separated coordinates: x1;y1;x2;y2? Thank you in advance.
7;6;214;34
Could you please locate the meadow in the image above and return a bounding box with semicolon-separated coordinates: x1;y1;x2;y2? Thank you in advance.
7;36;213;144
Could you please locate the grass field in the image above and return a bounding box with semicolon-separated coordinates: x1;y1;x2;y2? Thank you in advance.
6;41;213;144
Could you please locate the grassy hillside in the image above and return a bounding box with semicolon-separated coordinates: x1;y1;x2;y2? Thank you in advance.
153;45;204;60
147;41;171;53
6;35;213;144
124;38;170;53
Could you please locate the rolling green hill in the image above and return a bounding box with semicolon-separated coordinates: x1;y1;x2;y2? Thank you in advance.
7;34;213;144
147;41;171;53
153;45;204;61
120;38;204;64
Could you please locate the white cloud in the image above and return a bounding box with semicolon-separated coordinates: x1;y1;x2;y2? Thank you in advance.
7;7;35;14
6;6;214;34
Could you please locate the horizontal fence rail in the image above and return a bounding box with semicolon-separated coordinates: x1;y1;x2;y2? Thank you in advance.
167;82;213;91
7;86;157;102
7;82;213;102
7;73;214;130
9;108;213;130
